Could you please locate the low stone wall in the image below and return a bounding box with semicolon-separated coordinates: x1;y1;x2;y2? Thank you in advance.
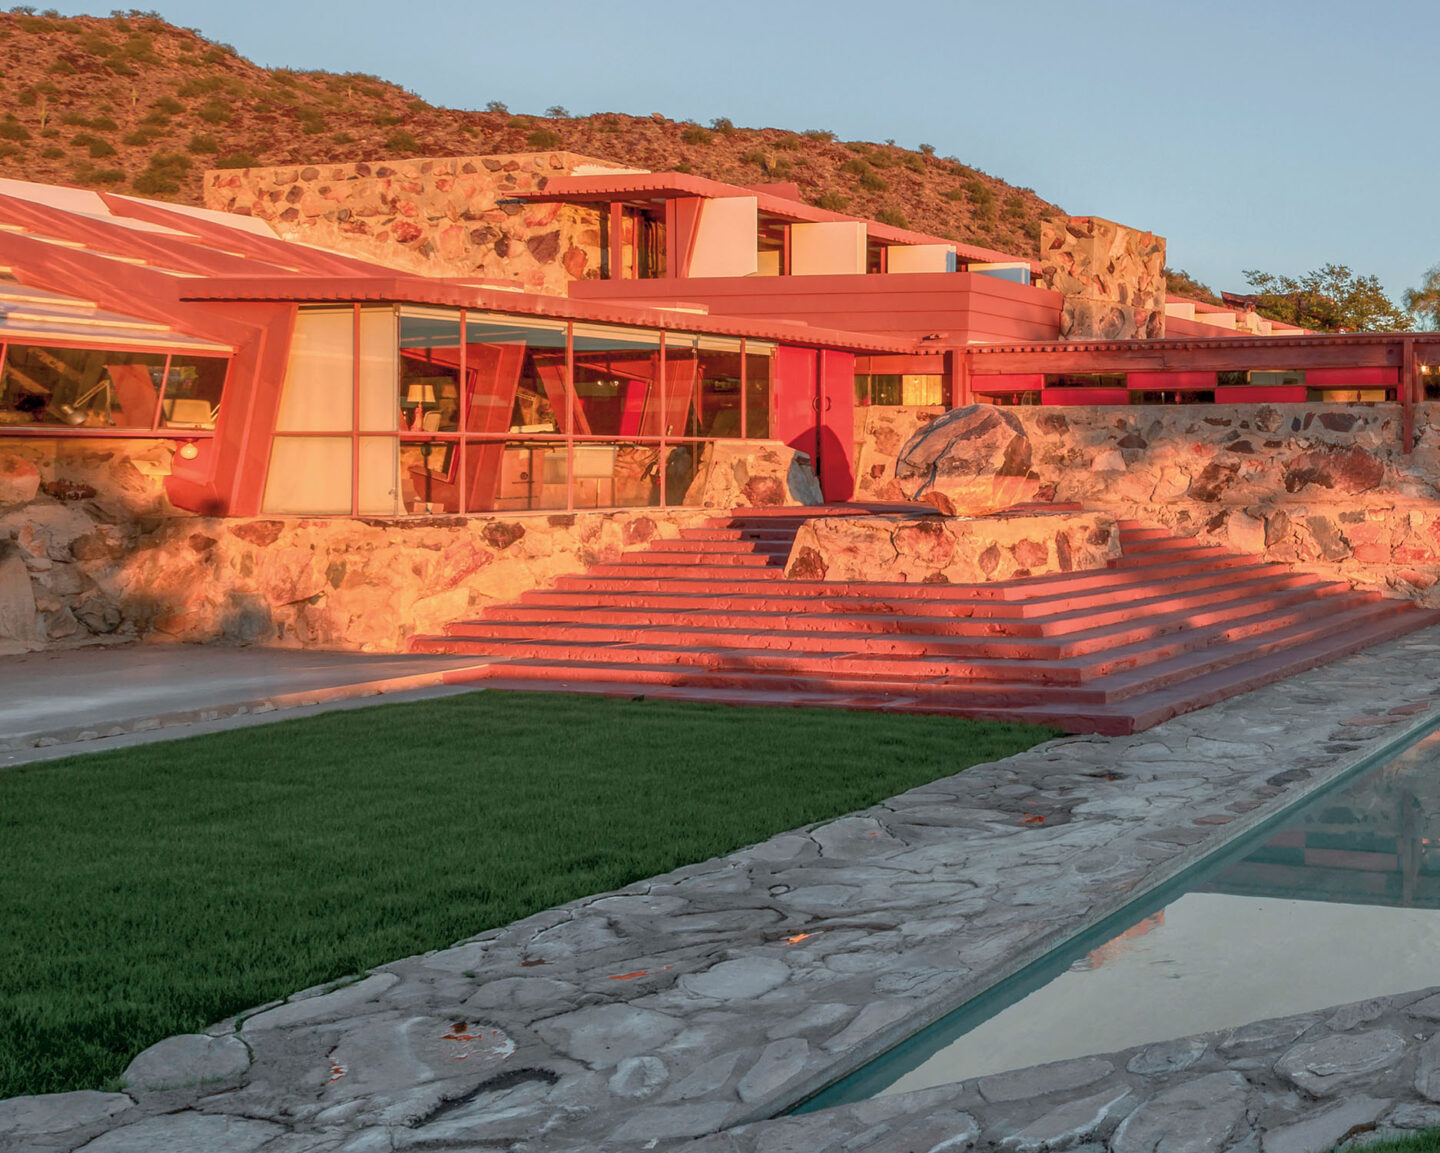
855;403;1440;604
0;437;825;654
204;151;620;294
784;509;1118;584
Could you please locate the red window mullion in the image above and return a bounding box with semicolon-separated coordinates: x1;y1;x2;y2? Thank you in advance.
658;331;667;507
149;353;173;432
565;322;575;513
458;309;468;517
351;304;361;517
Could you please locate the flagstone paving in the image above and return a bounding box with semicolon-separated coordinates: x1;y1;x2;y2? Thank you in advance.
7;627;1440;1152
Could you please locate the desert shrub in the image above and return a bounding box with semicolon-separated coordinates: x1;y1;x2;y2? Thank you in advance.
1002;194;1028;221
525;127;561;149
331;131;354;145
122;129;157;146
710;116;736;134
918;142;935;155
505;116;530;129
214;152;260;169
40;145;63;159
71;132;117;158
151;96;183;115
739;149;768;168
680;124;711;145
46;57;75;75
384;129;418;151
295;107;325;135
859;169;888;192
197;98;233;124
176;76;226;97
372;111;403;127
91;167;125;184
14;13;58;33
942;188;966;201
545;105;569;117
815;191;849;211
903;154;925;173
186;132;218;153
0;143;20;160
673;161;693;173
133;150;191;194
874;207;909;228
59;112;90;127
802;128;835;142
120;33;158;63
484;100;508;114
40;127;58;138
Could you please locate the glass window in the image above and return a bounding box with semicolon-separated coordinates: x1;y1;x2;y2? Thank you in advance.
745;345;773;438
400;310;463;434
572;324;662;437
670;334;743;438
403;437;570;514
1;345;165;428
462;314;567;435
159;355;229;430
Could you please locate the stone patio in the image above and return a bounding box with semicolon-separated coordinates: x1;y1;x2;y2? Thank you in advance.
6;627;1440;1151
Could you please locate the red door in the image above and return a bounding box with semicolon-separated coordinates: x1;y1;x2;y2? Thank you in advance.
772;346;856;503
772;345;818;463
817;350;855;501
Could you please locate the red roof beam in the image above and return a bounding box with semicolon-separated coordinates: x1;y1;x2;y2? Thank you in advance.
100;194;396;278
0;193;295;279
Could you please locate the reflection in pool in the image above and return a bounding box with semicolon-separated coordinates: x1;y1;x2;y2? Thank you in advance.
801;723;1440;1107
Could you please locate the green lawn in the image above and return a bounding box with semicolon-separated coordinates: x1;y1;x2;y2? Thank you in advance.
0;690;1057;1098
1333;1130;1440;1152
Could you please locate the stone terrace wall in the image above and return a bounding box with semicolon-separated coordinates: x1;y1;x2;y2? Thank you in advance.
204;152;621;293
0;438;824;654
855;403;1440;605
1040;215;1166;340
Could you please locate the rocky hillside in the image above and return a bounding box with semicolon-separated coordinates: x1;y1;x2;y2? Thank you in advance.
0;10;1061;256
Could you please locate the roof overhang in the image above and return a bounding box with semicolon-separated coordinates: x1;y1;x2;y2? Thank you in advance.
180;275;924;355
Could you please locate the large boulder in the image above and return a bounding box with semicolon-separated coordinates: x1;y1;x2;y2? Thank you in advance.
894;405;1038;512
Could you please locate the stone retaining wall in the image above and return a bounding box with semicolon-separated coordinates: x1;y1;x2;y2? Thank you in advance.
784;509;1118;584
0;438;823;654
855;403;1440;605
204;151;622;294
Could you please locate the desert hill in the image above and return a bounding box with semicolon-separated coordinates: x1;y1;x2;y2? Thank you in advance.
0;10;1063;257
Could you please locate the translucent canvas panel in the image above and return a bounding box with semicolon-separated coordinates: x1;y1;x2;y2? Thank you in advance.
358;435;400;515
358;307;398;433
262;436;352;514
276;310;354;432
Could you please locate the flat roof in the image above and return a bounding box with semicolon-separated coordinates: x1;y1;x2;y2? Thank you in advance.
179;275;925;354
516;171;1036;267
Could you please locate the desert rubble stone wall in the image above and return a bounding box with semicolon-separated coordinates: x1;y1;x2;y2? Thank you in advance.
785;509;1119;584
0;438;824;654
855;402;1440;605
204;152;621;293
1040;215;1166;340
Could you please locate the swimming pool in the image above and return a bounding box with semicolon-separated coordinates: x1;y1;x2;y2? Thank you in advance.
799;719;1440;1109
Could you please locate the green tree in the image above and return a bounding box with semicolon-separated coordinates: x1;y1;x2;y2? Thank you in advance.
1241;263;1410;333
1404;264;1440;330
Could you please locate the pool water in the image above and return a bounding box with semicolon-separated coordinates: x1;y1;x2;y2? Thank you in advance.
801;721;1440;1108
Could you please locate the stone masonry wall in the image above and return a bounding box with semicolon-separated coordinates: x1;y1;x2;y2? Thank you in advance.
1040;215;1167;340
204;152;623;294
855;403;1440;605
0;438;824;654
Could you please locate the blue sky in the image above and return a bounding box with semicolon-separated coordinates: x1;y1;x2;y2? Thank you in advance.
51;0;1440;303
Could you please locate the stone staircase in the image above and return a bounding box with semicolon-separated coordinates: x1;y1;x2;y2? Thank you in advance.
410;508;1440;734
